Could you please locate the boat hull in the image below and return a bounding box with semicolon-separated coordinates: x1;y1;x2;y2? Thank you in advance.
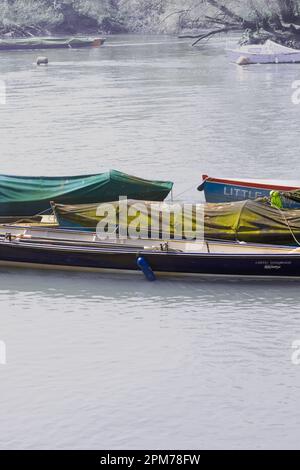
198;175;300;208
0;37;105;51
227;49;300;64
1;239;300;279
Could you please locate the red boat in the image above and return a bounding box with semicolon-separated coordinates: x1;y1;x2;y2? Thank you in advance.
198;175;300;208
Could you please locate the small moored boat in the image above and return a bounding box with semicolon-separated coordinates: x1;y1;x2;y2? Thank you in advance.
198;175;300;208
227;40;300;64
0;37;105;51
0;226;300;279
52;198;300;246
0;170;173;219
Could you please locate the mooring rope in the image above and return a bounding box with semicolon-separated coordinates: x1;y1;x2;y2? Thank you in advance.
275;204;300;247
12;207;54;226
174;184;199;200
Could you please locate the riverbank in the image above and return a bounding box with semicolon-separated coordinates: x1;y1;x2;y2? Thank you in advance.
0;1;128;39
0;0;203;39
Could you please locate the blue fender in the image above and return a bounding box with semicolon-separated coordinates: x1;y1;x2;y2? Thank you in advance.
137;256;156;282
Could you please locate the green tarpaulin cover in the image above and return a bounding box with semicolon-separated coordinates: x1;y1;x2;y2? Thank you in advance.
204;200;300;245
0;170;173;217
53;199;300;245
53;199;203;238
0;37;100;50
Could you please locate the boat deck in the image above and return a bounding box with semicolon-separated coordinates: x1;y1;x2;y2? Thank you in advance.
0;225;297;255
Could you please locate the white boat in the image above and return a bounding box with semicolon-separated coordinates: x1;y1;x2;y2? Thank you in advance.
227;39;300;64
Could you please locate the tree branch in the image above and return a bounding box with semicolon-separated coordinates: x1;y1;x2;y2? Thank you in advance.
190;26;241;46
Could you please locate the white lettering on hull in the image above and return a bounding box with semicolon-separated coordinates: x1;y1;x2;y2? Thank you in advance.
223;186;264;200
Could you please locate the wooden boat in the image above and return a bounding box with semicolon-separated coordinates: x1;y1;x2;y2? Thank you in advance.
51;199;300;246
0;226;300;279
0;37;105;51
0;224;294;253
227;40;300;64
198;175;300;208
0;170;173;218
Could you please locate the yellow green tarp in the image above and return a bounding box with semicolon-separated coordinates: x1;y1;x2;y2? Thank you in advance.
53;199;300;245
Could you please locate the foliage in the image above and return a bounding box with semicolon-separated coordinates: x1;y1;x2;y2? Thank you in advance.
1;1;300;40
0;0;62;29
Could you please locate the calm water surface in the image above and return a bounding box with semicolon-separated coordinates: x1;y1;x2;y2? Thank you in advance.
0;35;300;450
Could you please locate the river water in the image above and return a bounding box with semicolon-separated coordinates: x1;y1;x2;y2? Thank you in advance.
0;34;300;450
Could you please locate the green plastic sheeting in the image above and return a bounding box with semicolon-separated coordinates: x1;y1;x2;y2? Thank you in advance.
204;200;300;245
54;199;300;245
0;37;102;51
0;170;173;217
53;200;203;237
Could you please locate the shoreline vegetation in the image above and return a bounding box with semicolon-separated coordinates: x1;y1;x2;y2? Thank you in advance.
1;1;300;49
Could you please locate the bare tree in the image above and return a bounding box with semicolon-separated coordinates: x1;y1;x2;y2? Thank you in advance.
177;0;300;47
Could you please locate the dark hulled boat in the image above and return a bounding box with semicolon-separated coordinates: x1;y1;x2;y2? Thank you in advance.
0;230;300;279
0;37;105;51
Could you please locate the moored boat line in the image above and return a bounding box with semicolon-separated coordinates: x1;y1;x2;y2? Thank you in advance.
1;169;300;280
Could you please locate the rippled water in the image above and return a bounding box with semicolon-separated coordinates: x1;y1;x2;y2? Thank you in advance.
0;35;300;450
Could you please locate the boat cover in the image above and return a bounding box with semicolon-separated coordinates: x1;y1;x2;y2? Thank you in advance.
233;40;300;55
53;200;202;237
264;40;300;54
53;199;300;245
0;171;173;217
204;199;300;245
0;37;99;50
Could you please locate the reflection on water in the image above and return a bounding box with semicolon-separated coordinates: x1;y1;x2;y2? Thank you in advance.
1;267;300;449
0;35;300;449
